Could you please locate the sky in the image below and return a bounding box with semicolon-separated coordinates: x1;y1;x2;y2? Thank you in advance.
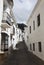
13;0;38;23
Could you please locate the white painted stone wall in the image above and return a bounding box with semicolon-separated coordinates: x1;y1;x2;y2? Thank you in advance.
12;26;23;49
25;0;44;60
0;0;3;53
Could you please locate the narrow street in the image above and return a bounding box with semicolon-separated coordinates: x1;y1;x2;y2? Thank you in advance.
0;0;44;65
1;41;44;65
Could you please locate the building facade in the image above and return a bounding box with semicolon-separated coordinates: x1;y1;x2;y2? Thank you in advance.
0;0;3;53
13;26;23;49
0;0;16;53
25;0;44;60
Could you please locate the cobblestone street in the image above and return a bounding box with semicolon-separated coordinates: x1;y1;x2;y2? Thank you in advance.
1;41;44;65
0;0;44;65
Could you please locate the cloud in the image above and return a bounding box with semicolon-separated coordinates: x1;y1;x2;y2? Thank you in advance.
13;0;38;23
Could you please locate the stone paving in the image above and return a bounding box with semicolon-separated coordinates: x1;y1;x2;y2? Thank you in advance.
1;41;44;65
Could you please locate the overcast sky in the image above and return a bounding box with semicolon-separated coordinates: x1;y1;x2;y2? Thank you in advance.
13;0;38;23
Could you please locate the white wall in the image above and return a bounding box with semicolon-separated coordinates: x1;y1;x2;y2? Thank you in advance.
12;26;23;49
0;0;3;52
25;0;44;60
24;28;28;43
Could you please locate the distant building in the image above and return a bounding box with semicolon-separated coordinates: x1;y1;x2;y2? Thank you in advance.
25;0;44;60
13;26;23;49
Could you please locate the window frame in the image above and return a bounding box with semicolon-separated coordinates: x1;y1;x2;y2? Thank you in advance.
33;43;35;51
38;42;42;52
33;21;35;30
37;14;40;27
30;44;32;50
30;26;31;33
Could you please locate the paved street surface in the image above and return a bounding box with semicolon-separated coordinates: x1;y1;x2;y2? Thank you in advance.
1;41;44;65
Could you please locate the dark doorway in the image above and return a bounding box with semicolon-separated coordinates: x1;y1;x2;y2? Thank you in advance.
1;33;9;51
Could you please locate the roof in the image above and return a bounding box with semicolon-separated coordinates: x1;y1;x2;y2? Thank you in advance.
27;0;41;24
17;23;27;32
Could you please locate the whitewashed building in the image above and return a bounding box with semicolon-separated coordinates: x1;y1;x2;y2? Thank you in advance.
0;0;3;53
13;26;23;49
25;0;44;60
0;0;16;53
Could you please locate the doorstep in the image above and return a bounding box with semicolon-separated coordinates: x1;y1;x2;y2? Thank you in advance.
0;51;4;54
0;51;5;65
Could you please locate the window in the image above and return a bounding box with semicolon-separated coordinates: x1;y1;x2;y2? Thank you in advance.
37;14;40;27
33;21;35;30
30;26;31;33
38;42;42;52
1;33;8;51
33;43;35;51
30;44;32;50
13;26;15;35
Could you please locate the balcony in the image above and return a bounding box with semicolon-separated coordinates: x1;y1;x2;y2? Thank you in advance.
3;0;13;11
7;0;13;7
1;12;12;28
